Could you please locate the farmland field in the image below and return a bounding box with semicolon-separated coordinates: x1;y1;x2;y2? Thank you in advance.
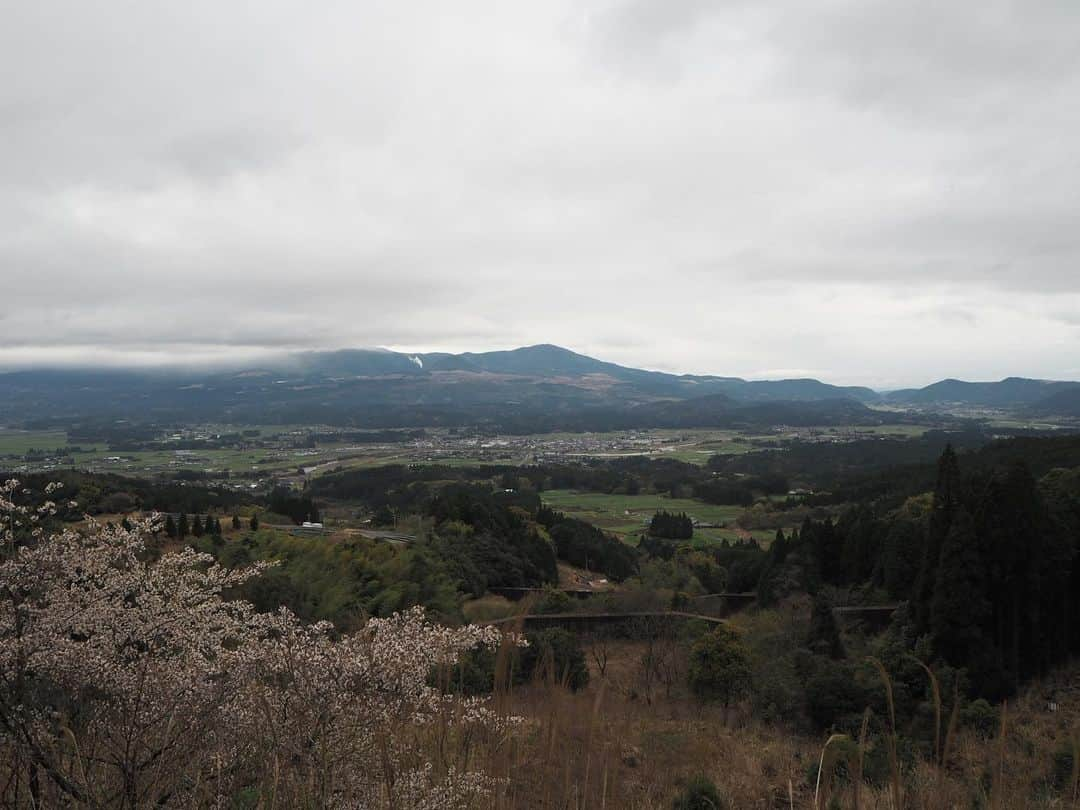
0;421;940;485
540;489;781;545
0;429;88;456
0;427;395;479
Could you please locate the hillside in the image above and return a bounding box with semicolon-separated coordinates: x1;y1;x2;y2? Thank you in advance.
1028;386;1080;416
887;376;1080;407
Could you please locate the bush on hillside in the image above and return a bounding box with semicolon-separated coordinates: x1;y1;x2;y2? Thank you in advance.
688;625;752;708
672;774;728;810
520;628;590;691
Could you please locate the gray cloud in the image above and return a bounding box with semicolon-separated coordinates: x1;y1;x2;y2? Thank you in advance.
1;0;1079;386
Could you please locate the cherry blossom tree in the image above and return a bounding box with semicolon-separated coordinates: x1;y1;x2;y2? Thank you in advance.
0;481;511;808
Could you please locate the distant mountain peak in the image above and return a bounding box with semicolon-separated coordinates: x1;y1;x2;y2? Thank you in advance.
514;343;575;353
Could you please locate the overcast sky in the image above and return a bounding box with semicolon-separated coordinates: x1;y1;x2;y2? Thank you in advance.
3;1;1079;387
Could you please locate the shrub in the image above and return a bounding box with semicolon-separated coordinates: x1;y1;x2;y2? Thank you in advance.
800;656;866;733
438;646;498;696
520;627;590;691
533;587;573;614
688;625;752;707
672;774;728;810
961;698;999;739
1051;738;1077;794
99;490;138;514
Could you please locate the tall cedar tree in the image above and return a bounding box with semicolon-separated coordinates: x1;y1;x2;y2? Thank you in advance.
976;462;1072;686
806;517;843;585
807;592;846;660
755;530;789;607
232;514;241;531
878;518;924;600
914;444;960;632
930;507;990;670
164;514;177;539
649;510;693;540
177;513;189;539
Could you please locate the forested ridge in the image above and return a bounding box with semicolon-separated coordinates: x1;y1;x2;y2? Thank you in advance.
756;443;1080;698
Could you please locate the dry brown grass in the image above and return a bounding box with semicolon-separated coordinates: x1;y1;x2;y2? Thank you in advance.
8;642;1074;808
487;684;810;808
463;594;519;623
476;640;1080;809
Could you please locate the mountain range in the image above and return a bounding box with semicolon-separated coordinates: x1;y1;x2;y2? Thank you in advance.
885;377;1080;410
0;344;1077;431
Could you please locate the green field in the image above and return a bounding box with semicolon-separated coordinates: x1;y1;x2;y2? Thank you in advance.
539;489;779;545
0;430;84;456
0;428;378;478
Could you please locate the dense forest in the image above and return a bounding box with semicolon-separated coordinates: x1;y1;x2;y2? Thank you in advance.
746;442;1080;722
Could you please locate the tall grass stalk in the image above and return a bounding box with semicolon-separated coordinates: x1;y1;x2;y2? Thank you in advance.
813;733;849;810
941;682;961;769
1070;732;1079;804
867;657;902;810
581;681;605;803
853;707;872;810
991;700;1007;810
907;656;942;765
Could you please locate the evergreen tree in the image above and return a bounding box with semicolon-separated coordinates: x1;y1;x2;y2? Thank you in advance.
372;504;394;527
215;518;223;535
756;530;789;608
649;510;693;540
232;514;241;531
977;461;1071;685
877;518;924;600
812;518;844;585
807;592;846;660
164;514;177;539
930;508;990;670
915;445;961;632
191;515;204;537
838;505;880;583
249;513;259;532
178;513;189;539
